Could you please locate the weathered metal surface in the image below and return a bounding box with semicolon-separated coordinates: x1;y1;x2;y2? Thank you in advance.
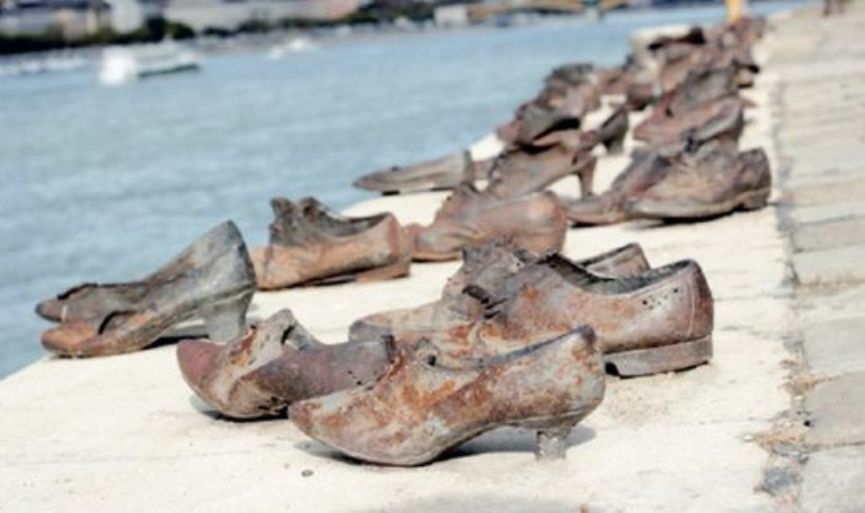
408;184;567;261
626;141;772;219
38;221;255;357
289;326;605;466
251;197;411;290
443;256;715;375
348;241;651;344
352;150;477;195
176;309;392;420
561;148;670;225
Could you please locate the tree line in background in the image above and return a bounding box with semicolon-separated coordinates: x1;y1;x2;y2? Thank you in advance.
0;1;438;55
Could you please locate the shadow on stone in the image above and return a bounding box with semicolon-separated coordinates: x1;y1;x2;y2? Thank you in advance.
293;424;596;466
347;495;597;513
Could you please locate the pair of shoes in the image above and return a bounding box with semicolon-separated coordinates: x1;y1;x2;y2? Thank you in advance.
251;197;411;290
175;242;647;419
353;64;614;197
176;241;712;466
36;221;256;357
353;241;713;377
288;242;712;465
177;309;605;466
562;140;771;224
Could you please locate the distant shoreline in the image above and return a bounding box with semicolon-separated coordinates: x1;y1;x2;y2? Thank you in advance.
0;0;798;63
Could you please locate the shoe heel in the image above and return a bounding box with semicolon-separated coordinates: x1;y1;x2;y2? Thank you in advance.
575;158;596;198
604;335;712;377
740;189;770;211
202;292;253;341
603;132;626;155
534;417;578;461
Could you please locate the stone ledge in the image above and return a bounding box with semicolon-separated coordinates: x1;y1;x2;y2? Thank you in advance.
805;371;865;447
803;316;865;376
793;217;865;252
793;244;865;287
800;445;865;513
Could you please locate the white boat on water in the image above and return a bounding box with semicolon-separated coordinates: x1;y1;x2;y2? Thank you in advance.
99;41;200;86
267;36;318;60
0;54;88;78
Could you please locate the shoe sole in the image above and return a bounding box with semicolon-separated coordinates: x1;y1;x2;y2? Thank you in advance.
305;258;410;286
630;187;770;220
603;335;713;377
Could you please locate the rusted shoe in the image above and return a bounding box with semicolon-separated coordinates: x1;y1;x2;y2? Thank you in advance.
176;309;392;419
352;150;479;195
348;242;650;344
633;94;745;150
40;221;256;357
654;66;739;118
485;131;597;199
561;149;670;225
648;23;761;95
289;326;605;466
625;143;771;220
633;65;744;150
498;65;600;147
251;197;410;290
512;105;583;146
539;63;602;118
439;256;714;377
408;184;567;261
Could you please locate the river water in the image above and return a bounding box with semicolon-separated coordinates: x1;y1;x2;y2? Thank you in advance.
0;2;802;378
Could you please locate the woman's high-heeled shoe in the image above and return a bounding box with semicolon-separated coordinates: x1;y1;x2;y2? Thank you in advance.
289;326;605;466
40;221;256;357
485;130;597;199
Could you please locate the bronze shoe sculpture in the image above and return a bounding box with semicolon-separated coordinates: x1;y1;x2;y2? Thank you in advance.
634;94;745;151
485;131;597;199
176;309;392;419
408;184;567;261
652;66;739;120
251;197;411;290
634;65;745;149
561;149;671;225
289;326;605;466
348;241;651;344
436;256;714;377
625;144;771;220
40;221;256;357
352;150;482;195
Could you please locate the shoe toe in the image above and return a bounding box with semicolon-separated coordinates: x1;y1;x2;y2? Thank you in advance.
41;321;98;356
35;299;63;322
176;339;223;393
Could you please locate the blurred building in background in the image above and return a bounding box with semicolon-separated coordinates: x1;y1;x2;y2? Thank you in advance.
0;0;362;37
0;0;165;36
164;0;362;31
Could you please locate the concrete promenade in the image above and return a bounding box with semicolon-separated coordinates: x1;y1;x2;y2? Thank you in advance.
0;6;862;512
767;3;865;510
